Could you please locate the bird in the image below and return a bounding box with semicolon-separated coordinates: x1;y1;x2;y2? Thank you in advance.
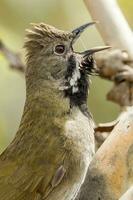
0;22;110;200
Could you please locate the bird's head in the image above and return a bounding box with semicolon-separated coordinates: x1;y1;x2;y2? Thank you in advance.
24;23;110;100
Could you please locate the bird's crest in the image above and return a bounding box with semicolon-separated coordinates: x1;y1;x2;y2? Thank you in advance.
24;23;72;49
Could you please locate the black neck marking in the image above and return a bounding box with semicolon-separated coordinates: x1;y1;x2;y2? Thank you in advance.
64;54;91;117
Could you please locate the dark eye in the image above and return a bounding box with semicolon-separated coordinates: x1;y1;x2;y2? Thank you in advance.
54;45;65;55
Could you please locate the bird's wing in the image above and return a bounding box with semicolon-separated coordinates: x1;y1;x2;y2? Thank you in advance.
0;134;69;200
0;156;67;200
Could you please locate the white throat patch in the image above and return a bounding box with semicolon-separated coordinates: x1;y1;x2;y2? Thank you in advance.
69;61;81;93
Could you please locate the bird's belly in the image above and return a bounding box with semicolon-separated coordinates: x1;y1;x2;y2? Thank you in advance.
64;109;95;199
65;108;95;162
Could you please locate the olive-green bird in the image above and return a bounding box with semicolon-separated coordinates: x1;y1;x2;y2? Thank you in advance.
0;22;110;200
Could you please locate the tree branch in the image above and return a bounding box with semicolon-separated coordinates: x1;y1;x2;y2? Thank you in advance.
84;0;133;59
0;40;25;73
77;108;133;200
95;49;133;106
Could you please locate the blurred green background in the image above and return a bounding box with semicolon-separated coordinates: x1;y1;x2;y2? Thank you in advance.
0;0;133;152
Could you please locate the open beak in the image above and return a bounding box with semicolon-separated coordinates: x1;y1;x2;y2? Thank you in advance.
72;22;97;44
80;46;111;75
81;46;111;57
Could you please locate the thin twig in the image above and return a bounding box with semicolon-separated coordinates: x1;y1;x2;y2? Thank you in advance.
0;40;25;73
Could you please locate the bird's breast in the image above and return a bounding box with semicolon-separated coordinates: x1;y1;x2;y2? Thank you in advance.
65;108;95;160
64;108;95;175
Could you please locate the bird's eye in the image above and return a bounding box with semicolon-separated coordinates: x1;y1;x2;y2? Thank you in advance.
54;45;65;55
